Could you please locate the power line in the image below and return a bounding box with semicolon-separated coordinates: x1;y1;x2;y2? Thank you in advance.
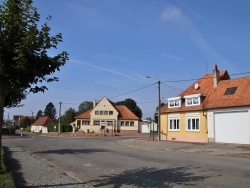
109;82;157;99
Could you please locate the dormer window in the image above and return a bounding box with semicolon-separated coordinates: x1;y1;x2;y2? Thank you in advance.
184;94;203;106
167;97;182;108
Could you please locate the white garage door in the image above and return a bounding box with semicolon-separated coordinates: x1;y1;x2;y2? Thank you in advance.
215;111;250;144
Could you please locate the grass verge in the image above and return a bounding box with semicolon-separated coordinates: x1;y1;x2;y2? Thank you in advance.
0;147;15;188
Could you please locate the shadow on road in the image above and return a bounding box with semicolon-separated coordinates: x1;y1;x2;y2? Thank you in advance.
88;166;220;187
34;148;110;155
4;146;26;187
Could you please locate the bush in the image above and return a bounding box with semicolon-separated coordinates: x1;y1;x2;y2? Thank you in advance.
46;123;72;132
0;148;15;188
23;126;31;132
2;128;15;135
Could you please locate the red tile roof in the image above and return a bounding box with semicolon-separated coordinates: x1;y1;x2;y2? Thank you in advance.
115;106;140;120
205;76;250;109
75;109;92;119
161;70;230;113
32;116;56;126
75;104;139;120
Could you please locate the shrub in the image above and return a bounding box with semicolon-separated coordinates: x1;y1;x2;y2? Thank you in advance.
0;148;15;187
2;128;15;135
46;123;72;132
23;126;31;132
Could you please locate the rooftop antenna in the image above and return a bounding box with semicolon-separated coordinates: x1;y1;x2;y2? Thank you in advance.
206;62;208;75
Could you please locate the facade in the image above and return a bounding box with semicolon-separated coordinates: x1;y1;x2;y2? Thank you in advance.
74;97;140;133
31;116;56;133
206;76;250;144
160;64;250;144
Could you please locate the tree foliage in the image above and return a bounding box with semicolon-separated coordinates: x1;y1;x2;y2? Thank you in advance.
44;102;56;120
78;101;93;114
0;0;69;107
116;98;142;119
61;108;77;125
154;102;165;123
36;110;43;120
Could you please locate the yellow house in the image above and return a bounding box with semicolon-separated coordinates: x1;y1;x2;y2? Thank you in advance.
74;97;140;134
160;65;230;143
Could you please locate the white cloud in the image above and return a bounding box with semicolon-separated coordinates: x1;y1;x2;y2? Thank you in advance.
69;59;144;82
161;6;183;22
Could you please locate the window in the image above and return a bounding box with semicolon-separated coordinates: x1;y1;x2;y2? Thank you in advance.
184;94;202;106
109;111;113;115
187;117;200;131
168;97;181;108
95;111;99;115
94;121;100;125
82;121;90;125
104;111;108;115
130;121;134;126
100;111;103;115
169;118;180;131
107;121;113;125
121;121;124;126
224;87;237;95
125;121;129;126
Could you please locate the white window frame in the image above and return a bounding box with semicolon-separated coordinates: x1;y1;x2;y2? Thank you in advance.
184;94;202;106
168;116;180;131
186;115;200;132
167;97;182;108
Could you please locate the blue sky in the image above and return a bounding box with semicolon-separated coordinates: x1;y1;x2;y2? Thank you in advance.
3;0;250;120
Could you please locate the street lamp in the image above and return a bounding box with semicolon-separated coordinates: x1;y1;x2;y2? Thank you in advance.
146;76;161;141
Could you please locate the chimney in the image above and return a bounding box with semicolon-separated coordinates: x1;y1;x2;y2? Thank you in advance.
213;64;220;88
93;99;96;108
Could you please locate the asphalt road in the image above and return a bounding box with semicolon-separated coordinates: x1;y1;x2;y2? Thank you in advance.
3;135;250;188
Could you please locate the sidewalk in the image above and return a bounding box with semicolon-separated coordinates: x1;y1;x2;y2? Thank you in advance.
117;138;250;159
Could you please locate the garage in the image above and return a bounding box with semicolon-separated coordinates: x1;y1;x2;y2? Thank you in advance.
214;111;250;144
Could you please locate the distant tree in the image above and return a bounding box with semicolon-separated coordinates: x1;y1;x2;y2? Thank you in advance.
116;98;142;119
145;117;152;122
154;102;165;123
78;101;93;114
44;102;56;120
22;117;31;128
36;110;43;120
61;108;77;125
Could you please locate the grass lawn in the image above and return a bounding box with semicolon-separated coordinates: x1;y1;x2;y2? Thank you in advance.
0;147;15;188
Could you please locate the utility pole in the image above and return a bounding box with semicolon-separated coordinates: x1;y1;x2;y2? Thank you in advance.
58;102;62;136
158;80;161;141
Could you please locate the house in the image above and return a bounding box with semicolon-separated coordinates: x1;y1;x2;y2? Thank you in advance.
160;64;250;144
31;116;56;133
74;97;141;134
206;75;250;144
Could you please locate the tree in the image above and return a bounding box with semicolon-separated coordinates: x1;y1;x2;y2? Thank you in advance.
154;102;165;123
78;101;93;114
116;98;143;119
22;117;31;128
0;0;68;171
61;108;77;125
44;102;56;120
36;110;43;120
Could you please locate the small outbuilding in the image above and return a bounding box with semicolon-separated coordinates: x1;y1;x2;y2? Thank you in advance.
31;116;56;133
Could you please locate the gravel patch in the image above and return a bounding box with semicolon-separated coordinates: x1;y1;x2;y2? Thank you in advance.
5;147;92;188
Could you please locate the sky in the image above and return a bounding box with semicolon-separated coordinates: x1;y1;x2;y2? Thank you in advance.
3;0;250;120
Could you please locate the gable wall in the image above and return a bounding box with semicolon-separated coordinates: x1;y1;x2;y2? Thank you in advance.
90;98;119;125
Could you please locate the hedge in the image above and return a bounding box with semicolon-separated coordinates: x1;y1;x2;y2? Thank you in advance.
46;124;72;132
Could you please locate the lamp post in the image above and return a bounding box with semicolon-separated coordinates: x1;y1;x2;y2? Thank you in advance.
146;76;161;141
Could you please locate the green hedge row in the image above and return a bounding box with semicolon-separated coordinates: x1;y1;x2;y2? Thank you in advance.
2;128;15;135
46;124;72;132
0;148;15;187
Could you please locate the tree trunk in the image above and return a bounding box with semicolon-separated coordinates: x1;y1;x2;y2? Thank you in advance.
0;76;5;173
